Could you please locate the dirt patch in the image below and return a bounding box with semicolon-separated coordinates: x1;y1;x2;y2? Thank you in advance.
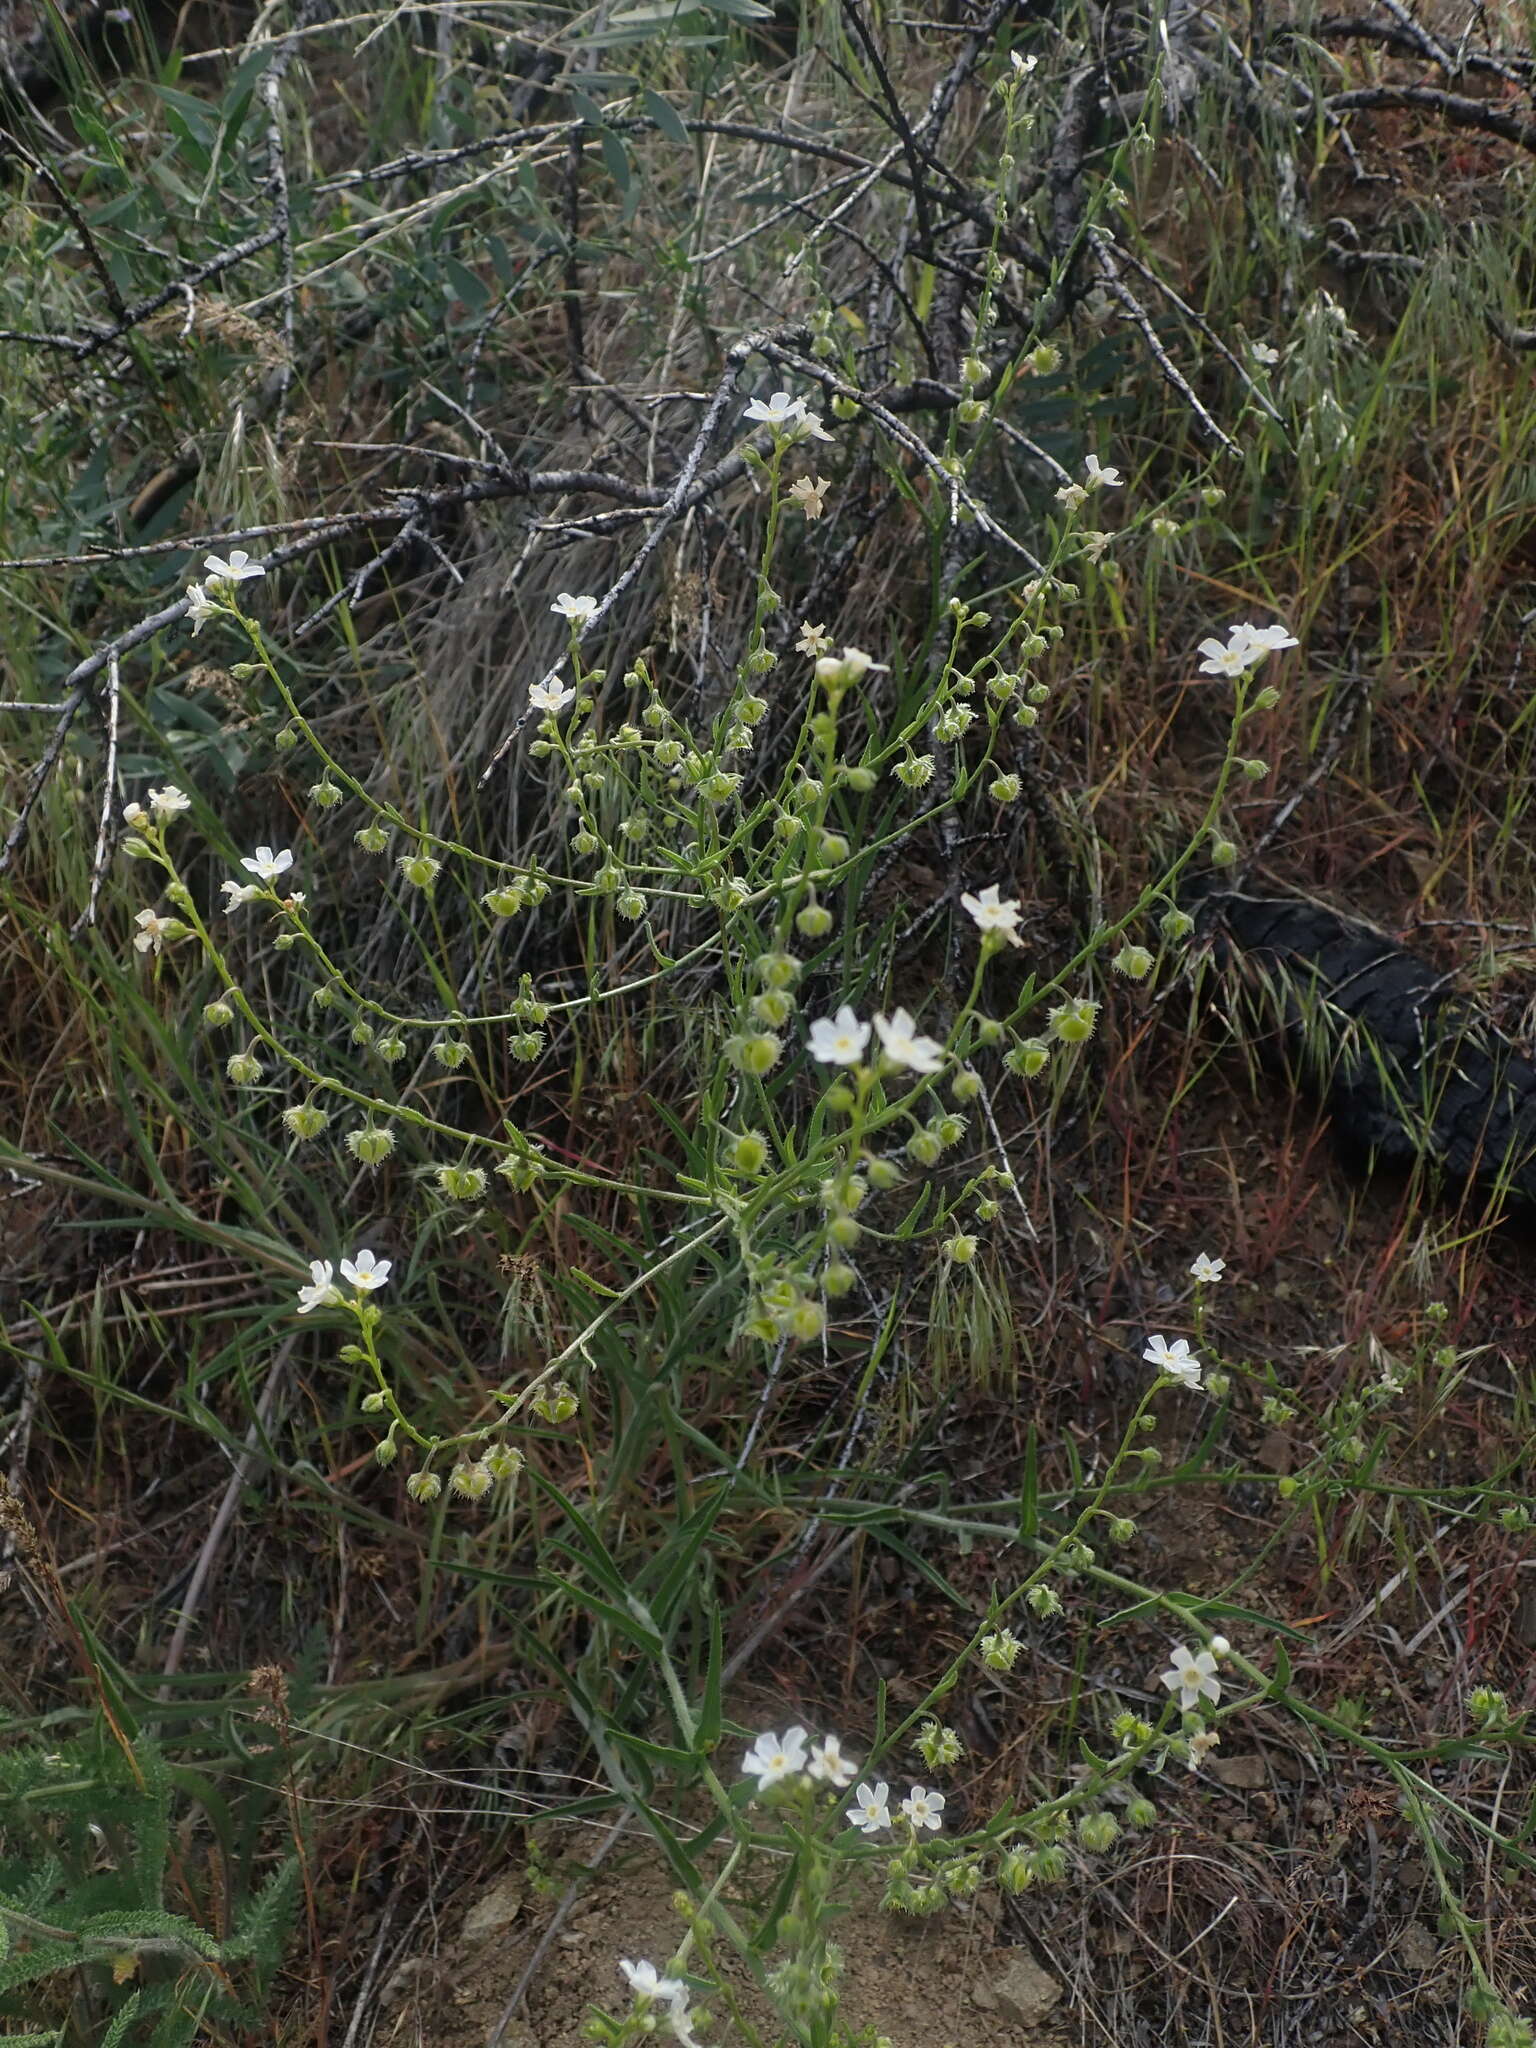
380;1851;1075;2048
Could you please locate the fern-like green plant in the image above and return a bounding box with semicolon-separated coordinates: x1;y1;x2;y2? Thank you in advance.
0;1719;297;2047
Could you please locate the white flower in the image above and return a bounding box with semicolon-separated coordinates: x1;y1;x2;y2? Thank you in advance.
1245;621;1300;652
1186;1727;1222;1770
1159;1643;1222;1710
619;1959;687;2004
132;908;173;954
340;1249;392;1292
220;879;263;910
806;1734;857;1787
185;582;220;634
1084;454;1122;488
122;801;147;829
873;1008;944;1074
845;1780;892;1833
1196;621;1298;678
1250;341;1281;366
900;1785;945;1831
1079;529;1113;564
960;883;1023;945
796;620;833;657
203;548;265;585
550;593;598;624
296;1260;341;1314
1055;481;1088;510
1010;48;1039;72
791;406;835;444
147;785;191;819
808;1006;870;1065
1196;629;1256;678
240;845;294;884
530;677;576;714
741;1725;808;1791
744;390;803;429
1189;1252;1226;1283
1143;1334;1202;1387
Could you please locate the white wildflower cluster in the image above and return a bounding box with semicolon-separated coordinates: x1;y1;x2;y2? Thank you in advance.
739;1724;945;1839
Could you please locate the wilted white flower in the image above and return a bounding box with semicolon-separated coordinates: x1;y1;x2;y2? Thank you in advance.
1079;530;1113;564
220;880;263;911
296;1259;340;1314
845;1780;892;1833
960;883;1023;945
340;1249;392;1292
132;908;176;954
1084;454;1122;488
1159;1644;1221;1711
185;583;220;634
1055;481;1089;510
1143;1333;1202;1387
873;1008;944;1074
806;1733;857;1787
550;593;598;624
240;845;294;884
900;1785;946;1832
742;1725;808;1791
1189;1251;1226;1283
1186;1727;1222;1770
789;474;831;519
808;1006;870;1065
530;677;576;714
203;548;265;586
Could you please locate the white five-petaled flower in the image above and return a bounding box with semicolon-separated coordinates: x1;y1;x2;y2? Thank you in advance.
808;1007;871;1066
741;1725;808;1791
806;1733;857;1788
873;1008;945;1074
132;908;173;953
1197;620;1300;677
1143;1333;1203;1388
203;548;265;586
619;1959;687;2004
296;1260;341;1314
900;1785;946;1831
1189;1251;1226;1283
1250;340;1281;366
744;389;804;430
1084;453;1122;488
147;785;192;819
529;677;576;714
845;1779;892;1833
960;883;1024;945
1010;48;1039;72
550;592;598;624
796;620;833;658
1159;1643;1222;1711
340;1249;392;1292
240;845;294;884
185;582;220;634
